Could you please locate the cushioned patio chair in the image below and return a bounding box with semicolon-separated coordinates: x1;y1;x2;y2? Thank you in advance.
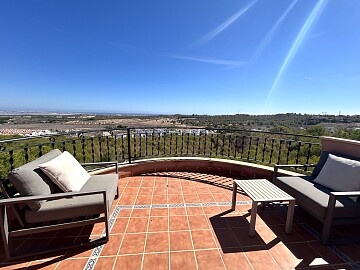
0;149;119;258
273;136;360;244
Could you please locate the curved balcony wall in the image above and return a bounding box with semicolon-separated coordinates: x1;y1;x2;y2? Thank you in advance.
95;157;304;181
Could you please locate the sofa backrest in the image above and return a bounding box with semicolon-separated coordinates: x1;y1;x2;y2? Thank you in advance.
312;137;360;177
7;149;62;210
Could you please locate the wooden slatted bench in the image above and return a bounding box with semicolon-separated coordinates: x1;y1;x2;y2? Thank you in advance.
231;179;295;237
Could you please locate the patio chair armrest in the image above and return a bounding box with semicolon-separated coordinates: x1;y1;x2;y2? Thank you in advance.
325;191;360;220
330;190;360;197
272;164;315;182
81;161;118;174
0;190;107;207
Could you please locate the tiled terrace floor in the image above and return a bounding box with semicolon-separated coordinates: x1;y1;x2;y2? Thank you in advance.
1;172;360;269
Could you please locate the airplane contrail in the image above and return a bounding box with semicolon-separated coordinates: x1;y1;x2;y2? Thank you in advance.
194;0;258;46
165;55;246;67
265;0;328;110
252;0;299;62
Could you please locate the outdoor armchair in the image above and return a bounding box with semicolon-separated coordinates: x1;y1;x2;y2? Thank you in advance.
273;137;360;244
0;149;119;258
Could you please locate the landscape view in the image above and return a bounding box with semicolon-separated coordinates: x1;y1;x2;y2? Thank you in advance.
2;111;360;139
1;1;360;269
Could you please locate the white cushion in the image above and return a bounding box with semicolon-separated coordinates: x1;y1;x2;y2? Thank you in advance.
38;151;91;192
314;153;360;201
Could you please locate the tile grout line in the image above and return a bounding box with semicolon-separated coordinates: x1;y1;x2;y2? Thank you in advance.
293;215;360;270
167;175;171;270
140;175;155;270
83;205;122;270
183;179;199;270
84;177;130;270
117;200;251;210
198;187;228;270
111;177;133;270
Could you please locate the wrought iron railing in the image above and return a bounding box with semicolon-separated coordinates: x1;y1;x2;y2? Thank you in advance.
0;127;321;181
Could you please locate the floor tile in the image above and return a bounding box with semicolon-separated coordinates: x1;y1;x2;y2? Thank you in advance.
253;225;278;245
55;258;88;270
93;256;116;270
140;179;154;187
198;193;215;202
209;215;230;229
220;251;253;270
181;186;197;194
191;230;217;249
138;187;153;196
118;209;132;217
212;193;230;202
183;194;200;203
225;214;251;228
203;206;221;214
186;207;204;215
336;244;360;262
101;234;123;256
127;180;142;188
131;208;150;217
123;187;140;195
245;250;280;270
169;207;186;216
153;187;167;195
232;227;263;247
212;228;239;249
169;215;189;231
170;231;193;251
143;252;169;270
112;218;129;234
126;217;149;233
119;195;136;205
269;242;303;269
148;216;168;232
188;215;210;230
285;242;321;268
135;195;152;205
152;195;168;204
114;254;143;269
27;259;61;270
170;251;197;270
65;245;95;259
168;194;184;204
195;250;225;270
150;207;169;217
309;242;346;264
145;232;169;253
118;233;146;254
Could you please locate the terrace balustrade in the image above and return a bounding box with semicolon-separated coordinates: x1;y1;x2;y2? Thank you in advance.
0;127;321;184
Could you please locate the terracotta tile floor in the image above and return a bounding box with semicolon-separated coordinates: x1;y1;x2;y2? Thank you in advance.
1;172;360;269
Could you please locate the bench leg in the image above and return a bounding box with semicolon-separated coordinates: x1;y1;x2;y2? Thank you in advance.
0;205;12;258
249;200;258;237
321;217;333;244
285;200;295;234
231;181;238;211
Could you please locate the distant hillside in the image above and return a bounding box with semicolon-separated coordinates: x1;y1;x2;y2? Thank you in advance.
177;113;360;130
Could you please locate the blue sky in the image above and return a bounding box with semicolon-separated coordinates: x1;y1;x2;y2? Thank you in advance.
0;0;359;115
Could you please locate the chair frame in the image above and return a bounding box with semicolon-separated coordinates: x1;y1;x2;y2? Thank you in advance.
0;161;118;259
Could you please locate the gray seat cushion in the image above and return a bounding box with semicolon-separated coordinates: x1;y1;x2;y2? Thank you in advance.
25;173;118;223
8;149;62;210
274;176;360;220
